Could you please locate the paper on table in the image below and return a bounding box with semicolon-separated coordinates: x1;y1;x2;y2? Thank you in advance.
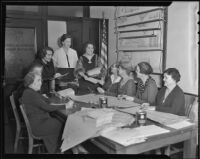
116;107;140;115
61;111;98;152
87;109;114;127
57;88;75;97
146;110;188;125
101;125;170;146
69;94;140;108
166;120;195;129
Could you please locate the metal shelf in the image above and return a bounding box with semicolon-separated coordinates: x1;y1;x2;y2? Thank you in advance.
117;28;161;33
119;34;157;39
118;49;163;52
116;7;164;18
117;19;165;28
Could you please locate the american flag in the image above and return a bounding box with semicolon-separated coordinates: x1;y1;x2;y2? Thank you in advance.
100;18;108;69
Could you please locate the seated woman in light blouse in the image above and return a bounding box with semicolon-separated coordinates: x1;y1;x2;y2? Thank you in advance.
117;62;136;97
123;62;158;105
97;63;121;96
155;68;185;116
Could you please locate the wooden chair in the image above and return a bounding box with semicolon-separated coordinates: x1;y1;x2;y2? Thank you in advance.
20;104;46;154
9;92;27;153
169;96;198;156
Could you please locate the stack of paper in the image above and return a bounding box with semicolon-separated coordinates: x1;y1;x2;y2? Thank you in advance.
57;88;75;97
146;110;188;125
87;109;114;127
101;125;170;146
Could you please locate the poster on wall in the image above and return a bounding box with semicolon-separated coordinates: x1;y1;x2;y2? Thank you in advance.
5;28;36;79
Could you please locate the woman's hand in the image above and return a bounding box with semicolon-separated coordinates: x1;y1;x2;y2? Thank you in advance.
97;78;105;85
141;103;150;110
118;95;134;101
65;100;74;109
54;73;61;78
97;87;105;94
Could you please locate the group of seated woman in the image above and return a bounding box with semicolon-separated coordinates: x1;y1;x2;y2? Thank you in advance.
96;61;185;116
17;32;186;154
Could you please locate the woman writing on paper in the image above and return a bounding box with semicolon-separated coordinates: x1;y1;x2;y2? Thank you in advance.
21;72;74;153
97;63;121;96
75;42;106;94
155;68;185;116
122;62;158;105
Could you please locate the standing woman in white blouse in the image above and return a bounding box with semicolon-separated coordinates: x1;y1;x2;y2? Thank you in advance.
53;34;78;69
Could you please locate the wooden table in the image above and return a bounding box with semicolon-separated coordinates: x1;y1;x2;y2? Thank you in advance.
51;96;197;158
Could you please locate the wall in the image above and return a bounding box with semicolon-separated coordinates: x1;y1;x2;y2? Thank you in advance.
90;6;117;66
166;2;198;95
90;4;199;95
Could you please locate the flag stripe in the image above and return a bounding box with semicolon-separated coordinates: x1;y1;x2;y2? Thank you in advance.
100;19;108;69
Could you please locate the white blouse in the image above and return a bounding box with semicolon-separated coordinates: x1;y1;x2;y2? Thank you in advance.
52;47;78;68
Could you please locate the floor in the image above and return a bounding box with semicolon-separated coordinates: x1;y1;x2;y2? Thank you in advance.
4;113;188;158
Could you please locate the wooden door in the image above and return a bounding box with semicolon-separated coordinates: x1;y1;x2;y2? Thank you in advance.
67;18;83;57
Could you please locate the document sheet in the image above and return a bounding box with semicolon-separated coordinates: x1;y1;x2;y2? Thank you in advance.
101;125;170;146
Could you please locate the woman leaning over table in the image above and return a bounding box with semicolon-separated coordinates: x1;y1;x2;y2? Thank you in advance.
123;62;158;105
22;72;74;153
97;63;121;96
155;68;185;116
117;62;136;97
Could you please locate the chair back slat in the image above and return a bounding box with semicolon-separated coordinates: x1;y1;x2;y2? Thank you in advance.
10;92;21;129
20;104;34;139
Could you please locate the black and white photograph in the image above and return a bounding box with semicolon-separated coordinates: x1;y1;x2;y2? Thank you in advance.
1;2;199;159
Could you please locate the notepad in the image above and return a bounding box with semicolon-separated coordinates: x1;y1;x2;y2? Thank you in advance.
166;120;195;129
101;125;170;146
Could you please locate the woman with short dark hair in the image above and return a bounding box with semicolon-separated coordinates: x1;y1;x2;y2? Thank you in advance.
123;62;158;105
22;72;74;153
117;62;136;97
155;68;185;116
74;42;106;94
53;34;78;69
32;47;60;94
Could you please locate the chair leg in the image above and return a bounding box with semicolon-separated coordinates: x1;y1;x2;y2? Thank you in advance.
28;137;33;154
164;145;171;156
14;129;20;153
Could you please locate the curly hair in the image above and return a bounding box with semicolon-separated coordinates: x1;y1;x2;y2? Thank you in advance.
38;46;54;60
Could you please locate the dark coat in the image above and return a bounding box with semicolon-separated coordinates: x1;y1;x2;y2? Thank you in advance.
156;85;185;116
22;88;65;153
102;75;121;97
33;59;55;94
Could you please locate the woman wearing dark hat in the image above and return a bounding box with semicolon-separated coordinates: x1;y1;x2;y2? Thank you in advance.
123;62;158;105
